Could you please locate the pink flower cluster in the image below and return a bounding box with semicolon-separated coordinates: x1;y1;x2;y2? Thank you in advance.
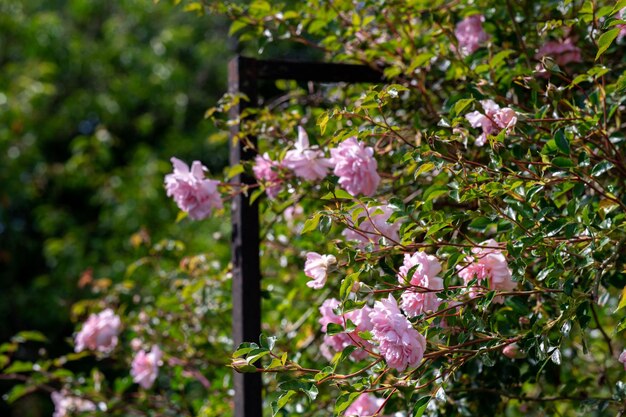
253;153;283;199
343;205;401;248
397;252;444;317
51;391;96;417
458;239;516;302
319;299;374;361
454;15;489;56
345;393;386;417
369;295;426;371
330;137;380;196
535;38;582;67
165;157;223;220
253;132;380;199
74;308;121;354
131;345;163;389
465;100;517;146
283;127;333;181
304;252;337;289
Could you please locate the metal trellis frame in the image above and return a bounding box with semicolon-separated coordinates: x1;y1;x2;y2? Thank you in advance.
228;55;382;417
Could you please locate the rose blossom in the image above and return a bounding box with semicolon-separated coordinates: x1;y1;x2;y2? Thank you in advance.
369;295;427;371
165;157;223;220
304;252;337;289
74;308;121;354
398;252;444;317
131;345;163;389
502;343;525;359
51;391;96;417
619;350;626;370
535;38;582;67
283;127;333;181
343;205;401;248
252;153;282;199
330;137;380;196
345;393;386;417
458;239;516;302
454;14;489;56
319;298;374;361
465;100;517;146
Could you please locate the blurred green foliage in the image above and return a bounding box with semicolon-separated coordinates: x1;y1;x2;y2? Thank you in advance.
0;0;232;345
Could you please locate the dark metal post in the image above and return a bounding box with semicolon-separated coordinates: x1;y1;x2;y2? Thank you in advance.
227;55;382;417
229;56;262;417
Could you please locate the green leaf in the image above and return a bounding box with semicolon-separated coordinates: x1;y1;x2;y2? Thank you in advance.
595;28;620;60
246;348;270;365
591;160;614;177
425;222;451;238
3;384;33;404
615;287;626;313
226;163;245;179
423;185;448;202
301;212;322;234
554;130;570;154
272;391;296;416
3;361;33;373
11;331;47;344
340;272;360;300
451;98;474;118
175;210;188;223
326;323;344;335
319;215;332;234
468;217;492;232
332;345;357;369
278;380;318;401
334;392;362;415
551;157;574;168
259;334;276;350
229;20;248;36
489;50;515;68
412;396;431;417
613;0;626;14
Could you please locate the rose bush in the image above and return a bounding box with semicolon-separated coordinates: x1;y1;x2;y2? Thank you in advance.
4;0;626;416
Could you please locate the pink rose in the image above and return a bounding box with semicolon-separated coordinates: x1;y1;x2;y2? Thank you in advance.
252;153;282;199
51;391;96;417
535;38;582;67
465;100;517;146
330;137;380;196
343;205;401;248
304;252;337;289
454;15;489;56
502;343;525;359
283;127;333;181
458;239;516;303
345;393;386;417
369;295;427;371
319;299;374;361
74;308;121;354
619;349;626;370
131;345;163;389
397;252;443;317
165;157;223;220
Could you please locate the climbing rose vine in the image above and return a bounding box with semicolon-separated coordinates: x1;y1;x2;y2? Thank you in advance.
4;1;626;417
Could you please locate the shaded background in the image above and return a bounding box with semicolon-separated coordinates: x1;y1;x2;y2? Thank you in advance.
0;0;232;414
